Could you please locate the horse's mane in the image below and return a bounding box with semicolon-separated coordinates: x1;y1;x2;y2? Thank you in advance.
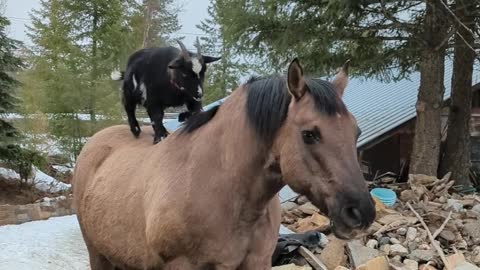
245;75;347;143
180;105;220;134
180;75;347;139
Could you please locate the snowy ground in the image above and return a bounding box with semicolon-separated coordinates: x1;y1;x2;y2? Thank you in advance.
0;214;294;270
0;215;89;270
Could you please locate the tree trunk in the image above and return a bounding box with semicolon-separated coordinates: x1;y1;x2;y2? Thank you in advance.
439;0;476;185
409;0;448;176
89;3;98;123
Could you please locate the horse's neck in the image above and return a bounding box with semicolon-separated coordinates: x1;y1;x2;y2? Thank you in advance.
195;91;284;217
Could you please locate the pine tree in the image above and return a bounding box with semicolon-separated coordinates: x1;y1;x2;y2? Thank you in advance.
215;0;480;178
0;16;23;156
140;0;181;48
196;2;247;104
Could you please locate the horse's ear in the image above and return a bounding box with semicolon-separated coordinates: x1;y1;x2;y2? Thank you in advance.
287;58;306;100
168;58;184;69
332;59;350;98
203;55;221;64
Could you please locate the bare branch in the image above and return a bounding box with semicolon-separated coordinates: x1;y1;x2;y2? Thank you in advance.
407;203;451;270
439;0;476;38
435;27;456;51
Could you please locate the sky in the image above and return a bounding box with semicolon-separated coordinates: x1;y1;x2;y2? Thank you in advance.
4;0;211;48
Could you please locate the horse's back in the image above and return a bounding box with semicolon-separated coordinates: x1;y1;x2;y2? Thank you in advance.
73;125;162;267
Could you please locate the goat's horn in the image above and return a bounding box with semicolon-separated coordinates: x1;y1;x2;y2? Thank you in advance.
176;40;190;61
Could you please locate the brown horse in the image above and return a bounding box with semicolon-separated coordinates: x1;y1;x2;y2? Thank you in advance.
73;58;375;270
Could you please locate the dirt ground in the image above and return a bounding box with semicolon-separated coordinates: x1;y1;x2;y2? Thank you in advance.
0;179;47;205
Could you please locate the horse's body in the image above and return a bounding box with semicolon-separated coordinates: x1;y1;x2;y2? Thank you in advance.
74;59;375;270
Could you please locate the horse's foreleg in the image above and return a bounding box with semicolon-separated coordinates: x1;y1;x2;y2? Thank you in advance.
147;106;168;144
237;199;281;270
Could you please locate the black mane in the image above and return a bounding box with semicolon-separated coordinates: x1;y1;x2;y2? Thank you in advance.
180;75;347;138
180;105;220;134
245;75;347;142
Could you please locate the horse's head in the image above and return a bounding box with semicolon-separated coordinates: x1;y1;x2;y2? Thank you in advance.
168;39;221;101
275;59;375;239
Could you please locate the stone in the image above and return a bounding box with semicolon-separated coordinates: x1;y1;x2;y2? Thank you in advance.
472;204;480;215
390;238;401;245
296;213;330;233
346;240;379;268
389;261;407;270
390;244;408;256
447;199;464;212
407;241;418;252
438;196;447;203
463;221;480;244
298;202;320;215
391;255;402;262
408;249;437;262
319;238;347;270
406;227;418;242
418;244;430;250
379;244;391;255
378;237;390;246
397;227;407;236
466;210;480;219
272;264;312;270
438;229;456;242
333;267;349;270
419;264;437;270
456;240;468;249
362;256;389;270
366;239;378;249
472;247;480;264
281;202;299;212
401;190;418;202
403;259;419;270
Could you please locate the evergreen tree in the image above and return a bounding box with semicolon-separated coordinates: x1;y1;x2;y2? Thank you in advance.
140;0;181;48
0;16;23;156
215;0;480;178
196;2;247;104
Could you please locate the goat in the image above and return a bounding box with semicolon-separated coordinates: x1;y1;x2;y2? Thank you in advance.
111;40;221;144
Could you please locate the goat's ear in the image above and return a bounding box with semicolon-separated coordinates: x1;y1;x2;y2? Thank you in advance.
332;59;350;98
168;58;184;69
287;58;306;100
203;55;221;64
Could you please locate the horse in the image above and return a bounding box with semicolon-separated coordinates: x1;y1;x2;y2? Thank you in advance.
73;58;375;270
111;40;221;144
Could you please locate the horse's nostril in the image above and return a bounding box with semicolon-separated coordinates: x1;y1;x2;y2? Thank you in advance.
344;206;363;228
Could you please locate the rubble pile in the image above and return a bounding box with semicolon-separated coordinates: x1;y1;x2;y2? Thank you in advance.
276;173;480;270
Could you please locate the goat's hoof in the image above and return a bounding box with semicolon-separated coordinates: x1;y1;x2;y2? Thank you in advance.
131;127;141;138
153;132;169;144
178;112;191;122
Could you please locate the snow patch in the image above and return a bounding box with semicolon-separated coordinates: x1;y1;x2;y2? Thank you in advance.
52;165;74;174
0;167;21;181
0;215;89;270
32;167;71;193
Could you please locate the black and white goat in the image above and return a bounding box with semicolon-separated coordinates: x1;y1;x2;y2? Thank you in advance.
111;40;221;144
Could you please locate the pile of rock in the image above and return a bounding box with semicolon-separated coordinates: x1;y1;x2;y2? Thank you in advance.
279;173;480;270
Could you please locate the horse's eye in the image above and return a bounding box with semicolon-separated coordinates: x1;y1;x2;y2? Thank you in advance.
302;129;321;144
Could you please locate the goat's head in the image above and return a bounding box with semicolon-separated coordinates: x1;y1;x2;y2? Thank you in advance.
168;40;221;101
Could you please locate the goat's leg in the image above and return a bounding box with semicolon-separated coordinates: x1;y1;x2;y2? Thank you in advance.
147;106;168;144
124;101;141;137
178;100;202;122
